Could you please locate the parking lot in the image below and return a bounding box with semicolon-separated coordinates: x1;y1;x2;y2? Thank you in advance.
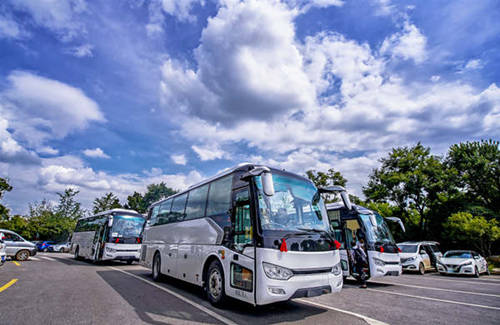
1;253;499;325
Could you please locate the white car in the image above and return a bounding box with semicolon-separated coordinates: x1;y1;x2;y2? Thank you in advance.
0;232;6;266
437;250;489;277
398;241;443;275
50;242;71;253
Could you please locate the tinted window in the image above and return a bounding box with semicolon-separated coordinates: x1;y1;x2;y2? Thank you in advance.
149;205;160;226
170;193;188;222
206;175;232;216
156;200;172;225
185;184;209;220
397;244;417;253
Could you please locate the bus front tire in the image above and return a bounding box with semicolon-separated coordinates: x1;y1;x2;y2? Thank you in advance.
152;253;162;282
205;260;226;307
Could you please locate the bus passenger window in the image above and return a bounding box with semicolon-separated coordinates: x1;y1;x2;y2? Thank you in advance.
170;193;188;222
185;184;209;220
157;200;171;225
150;205;160;226
233;190;252;249
206;175;232;216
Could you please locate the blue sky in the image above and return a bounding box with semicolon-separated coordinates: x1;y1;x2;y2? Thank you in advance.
1;0;499;214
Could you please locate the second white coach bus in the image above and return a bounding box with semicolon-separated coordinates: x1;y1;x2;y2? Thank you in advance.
141;163;343;306
71;209;146;264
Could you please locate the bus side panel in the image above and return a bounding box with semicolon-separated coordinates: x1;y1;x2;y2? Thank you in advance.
72;231;95;259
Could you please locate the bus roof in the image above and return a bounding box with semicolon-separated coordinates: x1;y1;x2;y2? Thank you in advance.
150;163;313;208
326;202;372;214
79;208;142;220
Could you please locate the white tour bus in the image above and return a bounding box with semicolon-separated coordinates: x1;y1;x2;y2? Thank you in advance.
141;163;343;306
324;186;404;281
71;209;146;264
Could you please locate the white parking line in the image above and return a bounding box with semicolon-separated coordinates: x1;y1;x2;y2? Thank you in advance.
419;275;500;286
296;299;388;325
367;288;500;311
38;256;57;261
30;257;40;261
108;267;237;325
370;281;500;297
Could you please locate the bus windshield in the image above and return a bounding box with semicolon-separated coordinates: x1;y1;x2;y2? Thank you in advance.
256;173;329;232
359;213;395;244
110;215;145;239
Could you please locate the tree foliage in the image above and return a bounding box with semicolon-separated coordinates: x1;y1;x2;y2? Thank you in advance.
0;177;13;217
306;168;351;203
444;212;500;256
124;183;177;214
55;188;85;220
92;192;122;214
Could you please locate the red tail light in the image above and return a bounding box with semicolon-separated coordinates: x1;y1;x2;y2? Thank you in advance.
398;247;402;253
379;246;384;253
115;238;120;243
136;238;142;244
280;238;288;252
334;240;342;250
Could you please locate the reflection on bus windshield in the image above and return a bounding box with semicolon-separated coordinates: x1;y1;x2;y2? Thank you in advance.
359;213;395;244
111;215;145;238
256;174;328;231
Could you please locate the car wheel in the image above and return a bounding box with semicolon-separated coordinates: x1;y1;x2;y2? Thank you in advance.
60;248;65;253
474;267;480;278
419;263;425;275
15;250;30;261
486;268;490;275
205;260;226;307
152;253;162;282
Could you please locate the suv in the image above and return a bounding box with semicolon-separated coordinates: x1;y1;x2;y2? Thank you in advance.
0;229;37;261
397;241;442;275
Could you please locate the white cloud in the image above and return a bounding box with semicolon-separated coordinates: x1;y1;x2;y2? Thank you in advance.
82;148;110;159
1;70;105;148
38;146;59;155
0;116;40;165
65;43;93;57
380;20;427;63
457;59;485;74
171;154;187;165
160;0;204;22
9;0;87;41
0;12;24;39
430;75;440;82
192;144;227;161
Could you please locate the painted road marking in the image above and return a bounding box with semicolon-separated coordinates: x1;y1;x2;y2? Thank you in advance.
0;279;18;293
30;257;40;261
367;288;500;311
418;275;500;286
297;299;388;325
109;267;237;325
370;280;500;298
39;256;57;261
13;261;20;266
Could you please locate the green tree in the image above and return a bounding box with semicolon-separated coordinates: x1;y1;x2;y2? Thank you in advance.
142;183;177;209
0;177;13;218
55;188;85;220
306;168;350;203
92;192;122;214
446;139;500;215
363;143;450;238
444;212;500;256
124;191;146;214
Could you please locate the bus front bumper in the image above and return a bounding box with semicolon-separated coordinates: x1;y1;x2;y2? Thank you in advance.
257;272;343;305
103;244;141;261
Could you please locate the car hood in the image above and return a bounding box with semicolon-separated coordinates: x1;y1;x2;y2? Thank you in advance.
440;257;472;265
399;253;416;259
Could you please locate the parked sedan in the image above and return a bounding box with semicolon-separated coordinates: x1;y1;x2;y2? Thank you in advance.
50;242;70;253
437;250;489;277
36;241;56;252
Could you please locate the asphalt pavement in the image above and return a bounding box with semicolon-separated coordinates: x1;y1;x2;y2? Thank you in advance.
1;253;499;325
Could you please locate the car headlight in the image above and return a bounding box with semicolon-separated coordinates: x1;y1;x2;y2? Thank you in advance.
262;262;294;280
406;257;416;262
374;258;385;267
331;262;342;276
461;261;472;266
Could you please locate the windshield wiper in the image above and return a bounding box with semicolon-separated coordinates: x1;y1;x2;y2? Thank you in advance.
297;227;336;243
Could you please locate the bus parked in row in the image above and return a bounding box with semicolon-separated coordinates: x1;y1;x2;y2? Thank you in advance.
324;186;404;281
140;163;344;306
71;209;146;264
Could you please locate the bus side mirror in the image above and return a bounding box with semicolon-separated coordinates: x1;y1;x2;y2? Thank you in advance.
262;172;275;196
108;216;113;227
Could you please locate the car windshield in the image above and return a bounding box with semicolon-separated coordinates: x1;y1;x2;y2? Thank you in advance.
110;215;145;238
398;244;418;253
256;173;329;232
359;213;395;244
444;251;472;258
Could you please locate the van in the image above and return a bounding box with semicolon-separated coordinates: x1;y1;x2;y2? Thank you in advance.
0;229;37;261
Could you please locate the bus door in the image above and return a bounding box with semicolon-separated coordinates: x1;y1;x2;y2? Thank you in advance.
92;222;106;261
344;218;363;276
330;219;349;277
226;188;255;304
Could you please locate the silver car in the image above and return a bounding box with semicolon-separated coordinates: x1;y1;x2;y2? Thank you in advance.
0;229;37;261
437;250;489;277
50;242;71;253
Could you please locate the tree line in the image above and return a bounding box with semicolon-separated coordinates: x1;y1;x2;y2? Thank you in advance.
0;139;498;255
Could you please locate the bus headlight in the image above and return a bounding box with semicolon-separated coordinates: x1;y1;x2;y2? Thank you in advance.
331;262;342;276
262;262;293;280
373;258;385;266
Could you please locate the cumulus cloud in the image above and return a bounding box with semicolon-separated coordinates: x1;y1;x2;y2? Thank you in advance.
0;11;24;39
160;0;204;22
38;146;59;155
171;154;187;165
1;70;105;148
192;144;228;161
380;20;427;63
82;148;110;159
160;0;315;124
0;116;40;165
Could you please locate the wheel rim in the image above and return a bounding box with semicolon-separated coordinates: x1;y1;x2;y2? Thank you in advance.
209;269;222;299
19;251;28;260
